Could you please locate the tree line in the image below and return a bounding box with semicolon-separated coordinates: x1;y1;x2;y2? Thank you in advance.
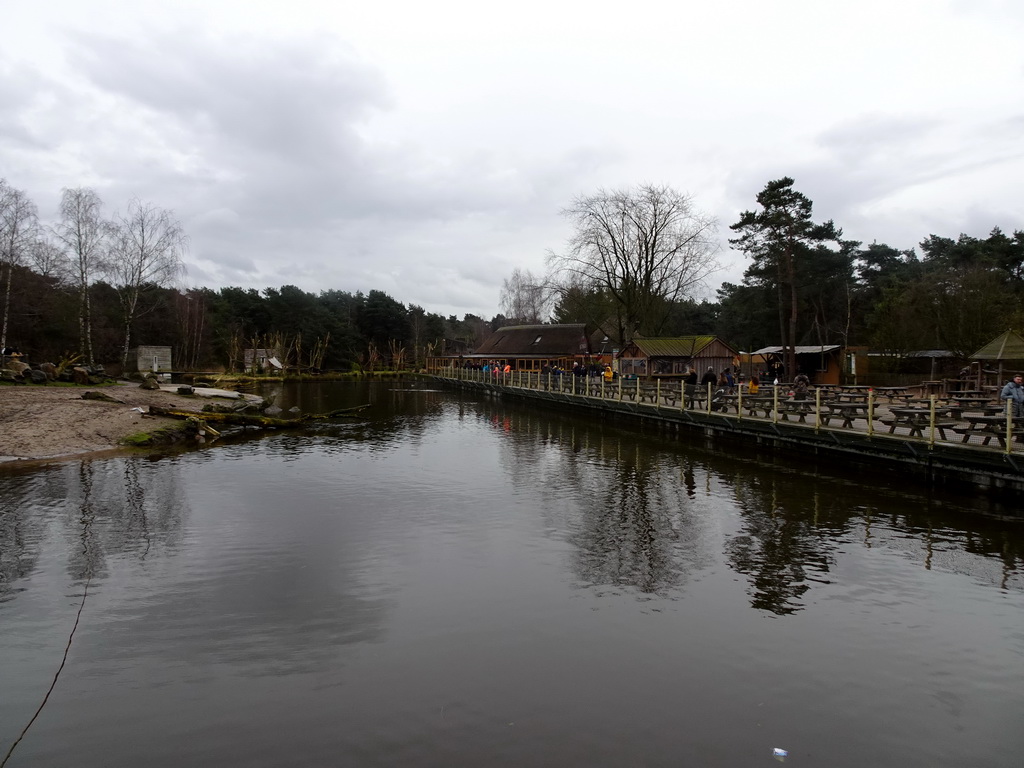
503;179;1024;372
4;177;1022;375
0;181;495;372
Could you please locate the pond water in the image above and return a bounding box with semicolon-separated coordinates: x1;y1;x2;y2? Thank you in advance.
1;379;1023;767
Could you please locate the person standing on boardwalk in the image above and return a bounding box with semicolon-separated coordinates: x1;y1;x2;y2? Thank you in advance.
1000;374;1024;417
701;367;718;388
793;373;810;401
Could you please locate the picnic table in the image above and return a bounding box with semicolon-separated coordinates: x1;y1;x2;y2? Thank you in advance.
950;415;1024;447
881;407;955;439
822;402;875;428
873;386;912;402
777;400;815;423
722;394;774;417
833;392;869;403
837;385;872;393
946;403;1004;419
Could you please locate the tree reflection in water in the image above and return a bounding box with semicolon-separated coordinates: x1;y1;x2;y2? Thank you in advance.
0;457;187;601
473;399;1023;613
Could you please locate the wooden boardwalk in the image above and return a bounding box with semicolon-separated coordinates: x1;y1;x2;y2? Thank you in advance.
433;370;1024;500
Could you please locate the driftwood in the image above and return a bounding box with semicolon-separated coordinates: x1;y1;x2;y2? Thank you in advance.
149;403;370;430
82;390;125;403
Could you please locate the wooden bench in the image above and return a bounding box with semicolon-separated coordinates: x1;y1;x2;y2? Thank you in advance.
777;402;815;423
880;416;955;440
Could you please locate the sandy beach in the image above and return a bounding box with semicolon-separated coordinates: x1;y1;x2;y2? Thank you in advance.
0;382;240;463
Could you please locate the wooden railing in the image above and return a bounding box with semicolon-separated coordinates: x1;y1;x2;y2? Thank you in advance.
438;368;1023;455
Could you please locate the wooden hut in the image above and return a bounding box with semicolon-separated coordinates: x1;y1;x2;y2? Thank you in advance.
969;330;1024;390
243;348;284;373
750;345;843;386
617;336;738;380
126;345;172;374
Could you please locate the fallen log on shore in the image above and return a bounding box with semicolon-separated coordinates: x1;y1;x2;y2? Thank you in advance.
149;403;371;430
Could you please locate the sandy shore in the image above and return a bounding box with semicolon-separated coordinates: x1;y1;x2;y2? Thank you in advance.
0;382;245;463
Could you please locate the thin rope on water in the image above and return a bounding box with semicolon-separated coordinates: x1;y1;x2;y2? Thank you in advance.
0;573;92;768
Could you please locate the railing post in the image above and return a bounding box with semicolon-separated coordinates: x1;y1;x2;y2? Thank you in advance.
706;383;712;415
737;384;743;420
928;395;937;447
1006;398;1014;454
867;389;875;437
772;386;779;424
814;388;821;431
656;379;661;410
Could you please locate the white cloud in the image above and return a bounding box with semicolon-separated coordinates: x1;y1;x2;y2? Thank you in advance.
1;0;1022;318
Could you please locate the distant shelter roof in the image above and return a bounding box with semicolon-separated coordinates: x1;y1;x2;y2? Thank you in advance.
751;345;841;356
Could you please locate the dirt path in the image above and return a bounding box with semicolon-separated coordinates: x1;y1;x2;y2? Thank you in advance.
0;382;244;463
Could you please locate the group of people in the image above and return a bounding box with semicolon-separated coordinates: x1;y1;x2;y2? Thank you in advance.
682;366;814;399
480;361;511;375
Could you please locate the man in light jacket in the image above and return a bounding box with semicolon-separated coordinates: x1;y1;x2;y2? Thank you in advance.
1000;374;1024;417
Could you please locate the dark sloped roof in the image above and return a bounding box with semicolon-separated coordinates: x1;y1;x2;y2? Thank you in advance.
629;336;722;357
752;345;841;355
971;330;1024;360
474;324;590;356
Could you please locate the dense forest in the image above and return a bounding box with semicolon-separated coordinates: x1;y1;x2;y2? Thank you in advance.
2;178;1023;374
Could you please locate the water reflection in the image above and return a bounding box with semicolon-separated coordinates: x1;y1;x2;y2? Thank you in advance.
466;396;1023;613
1;381;1023;768
0;458;187;599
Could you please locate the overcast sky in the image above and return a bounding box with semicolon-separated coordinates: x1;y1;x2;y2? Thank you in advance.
2;0;1022;318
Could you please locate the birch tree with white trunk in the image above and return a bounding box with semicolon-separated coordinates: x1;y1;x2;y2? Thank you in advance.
106;198;187;369
0;180;39;353
54;187;108;365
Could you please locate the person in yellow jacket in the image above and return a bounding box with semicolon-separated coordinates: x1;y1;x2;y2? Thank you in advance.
603;365;614;381
747;375;760;395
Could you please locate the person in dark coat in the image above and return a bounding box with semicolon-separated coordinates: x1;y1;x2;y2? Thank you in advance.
793;373;810;401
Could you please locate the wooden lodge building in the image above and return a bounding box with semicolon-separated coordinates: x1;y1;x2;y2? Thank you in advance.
427;324;594;372
428;327;746;380
617;336;739;380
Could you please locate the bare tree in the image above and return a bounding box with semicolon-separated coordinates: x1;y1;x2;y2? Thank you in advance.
0;180;39;353
53;187;108;364
547;184;719;347
499;267;551;324
106;198;187;368
28;236;69;282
